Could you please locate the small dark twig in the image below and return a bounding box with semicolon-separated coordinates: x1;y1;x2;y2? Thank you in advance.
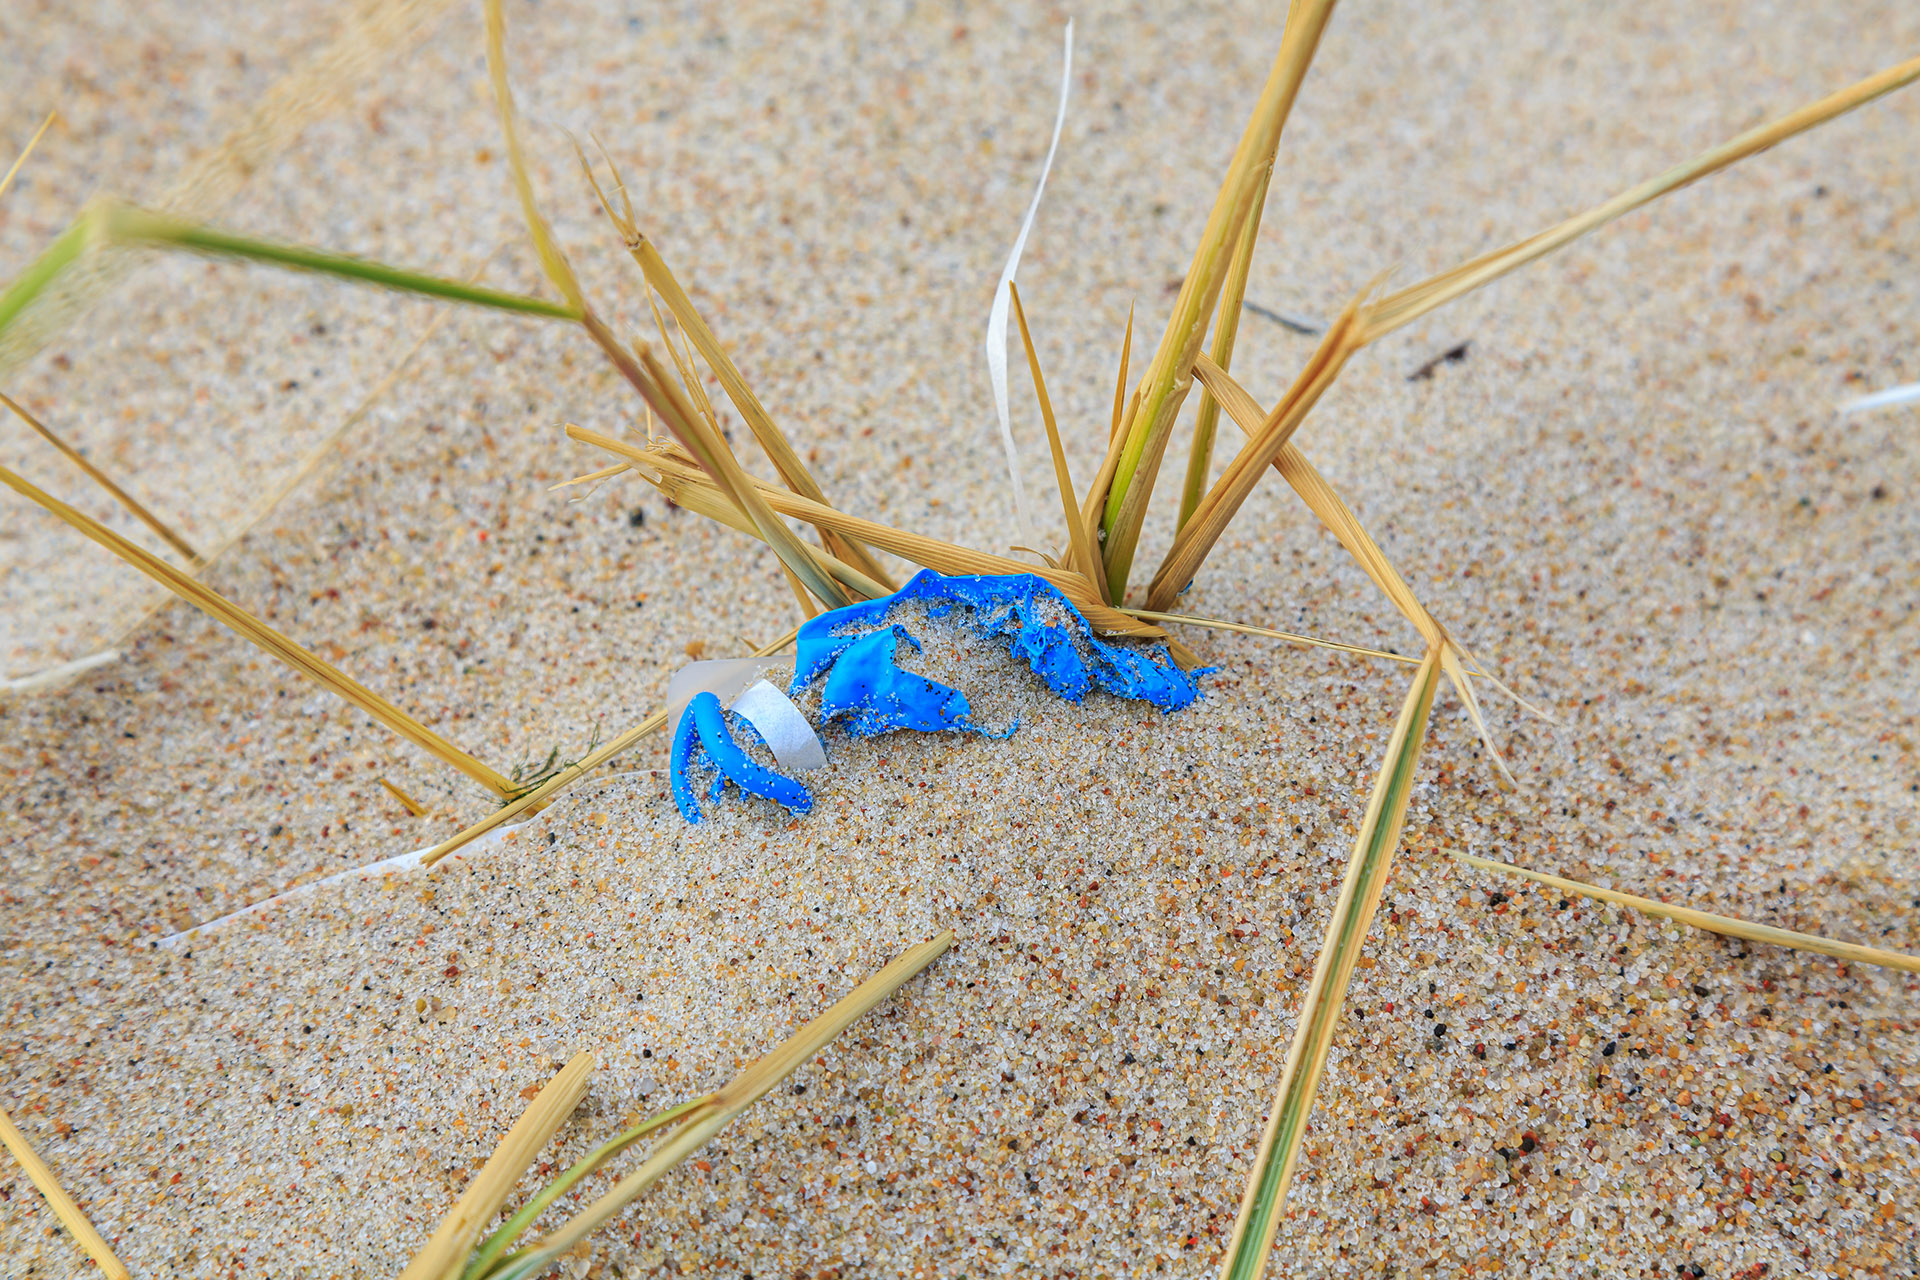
1240;299;1322;335
1407;340;1471;382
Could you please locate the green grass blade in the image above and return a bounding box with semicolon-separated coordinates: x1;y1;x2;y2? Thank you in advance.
0;213;93;340
1177;164;1270;532
1098;0;1338;601
460;1094;716;1280
102;204;580;320
481;932;954;1280
1220;648;1440;1280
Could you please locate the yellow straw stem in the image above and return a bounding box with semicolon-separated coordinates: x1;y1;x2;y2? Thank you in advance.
1456;852;1920;974
0;1104;130;1280
0;463;514;797
398;1051;597;1280
420;626;804;868
1;392;201;562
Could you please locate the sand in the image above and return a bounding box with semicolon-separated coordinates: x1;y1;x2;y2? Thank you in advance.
2;0;1918;1275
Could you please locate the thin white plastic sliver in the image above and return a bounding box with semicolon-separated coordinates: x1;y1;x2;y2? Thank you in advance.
156;821;523;947
1839;382;1920;414
984;19;1075;548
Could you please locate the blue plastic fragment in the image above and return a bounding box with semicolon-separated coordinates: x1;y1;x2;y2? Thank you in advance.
819;626;977;736
670;690;813;823
669;571;1203;824
793;569;1204;714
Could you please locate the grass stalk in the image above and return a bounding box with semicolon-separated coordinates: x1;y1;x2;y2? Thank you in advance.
0;109;57;203
1178;164;1272;532
582;431;1166;639
1218;647;1440;1280
0;1104;130;1280
418;624;804;868
379;777;429;816
1098;0;1339;602
564;425;890;602
460;1093;716;1280
1455;852;1920;974
0;462;515;797
1;392;200;562
1109;302;1134;445
399;1050;597;1280
576;141;896;592
1121;607;1421;666
1184;352;1523;775
481;0;853;617
482;932;954;1280
1358;52;1920;344
1007;282;1099;586
1146;292;1367;613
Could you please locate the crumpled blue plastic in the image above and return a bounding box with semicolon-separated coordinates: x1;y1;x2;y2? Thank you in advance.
818;625;982;736
670;689;814;822
668;570;1203;822
793;569;1203;717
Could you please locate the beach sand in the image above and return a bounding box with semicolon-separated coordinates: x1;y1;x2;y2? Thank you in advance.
2;0;1918;1275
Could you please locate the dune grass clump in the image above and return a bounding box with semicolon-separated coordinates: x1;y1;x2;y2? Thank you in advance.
1;2;1918;1276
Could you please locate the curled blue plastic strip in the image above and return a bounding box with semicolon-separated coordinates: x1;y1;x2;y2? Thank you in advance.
670;690;813;823
793;570;1203;714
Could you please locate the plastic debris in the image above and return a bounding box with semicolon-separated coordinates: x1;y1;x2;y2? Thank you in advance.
668;571;1203;823
819;626;982;737
670;689;814;823
794;570;1203;715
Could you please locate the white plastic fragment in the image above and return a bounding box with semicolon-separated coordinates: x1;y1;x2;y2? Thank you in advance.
1;648;119;695
665;657;794;740
984;19;1074;547
156;820;523;947
1839;381;1920;414
729;678;828;773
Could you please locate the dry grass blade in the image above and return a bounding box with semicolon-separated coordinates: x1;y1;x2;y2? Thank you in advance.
0;110;57;204
1098;0;1340;601
481;0;850;615
1108;302;1134;446
1358;52;1920;343
0;463;515;797
460;1093;716;1280
565;425;890;602
419;624;804;868
0;1104;129;1280
1121;607;1421;666
1007;282;1099;587
1220;647;1441;1280
1;391;200;562
484;0;582;314
484;932;955;1280
574;138;896;592
1178;163;1272;532
399;1050;597;1280
1185;352;1525;778
626;341;854;611
582;430;1168;639
548;462;629;491
1146;291;1367;613
380;777;429;816
1456;853;1920;974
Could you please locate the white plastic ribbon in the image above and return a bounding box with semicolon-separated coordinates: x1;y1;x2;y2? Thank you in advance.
665;658;825;774
984;19;1075;548
1840;382;1920;414
730;678;828;773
